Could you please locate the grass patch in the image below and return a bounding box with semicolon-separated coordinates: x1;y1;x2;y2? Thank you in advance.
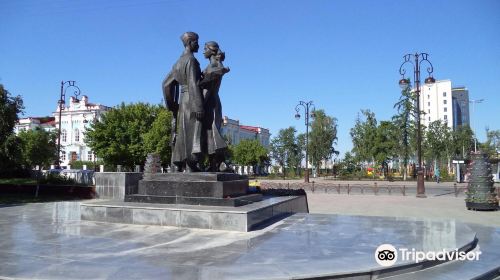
0;193;81;205
0;178;37;185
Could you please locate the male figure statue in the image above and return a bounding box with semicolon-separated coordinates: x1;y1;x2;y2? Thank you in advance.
163;32;205;172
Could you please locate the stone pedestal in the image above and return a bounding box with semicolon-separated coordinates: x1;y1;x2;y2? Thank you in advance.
95;172;143;200
125;172;262;207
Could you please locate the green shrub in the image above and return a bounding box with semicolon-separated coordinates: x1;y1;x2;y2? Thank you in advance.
70;160;103;170
39;173;77;185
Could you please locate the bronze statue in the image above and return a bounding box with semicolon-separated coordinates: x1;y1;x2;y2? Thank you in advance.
162;33;230;172
199;41;230;171
163;32;205;172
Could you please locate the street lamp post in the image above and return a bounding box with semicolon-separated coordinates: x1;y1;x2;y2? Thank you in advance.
57;81;81;168
469;98;484;152
398;53;436;198
295;101;315;183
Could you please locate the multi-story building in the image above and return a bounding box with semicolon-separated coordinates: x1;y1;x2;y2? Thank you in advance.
16;100;268;169
14;95;110;168
221;116;270;148
419;79;454;129
14;117;56;134
54;95;110;166
451;86;470;129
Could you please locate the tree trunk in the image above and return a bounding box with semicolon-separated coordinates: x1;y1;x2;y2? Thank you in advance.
447;157;451;174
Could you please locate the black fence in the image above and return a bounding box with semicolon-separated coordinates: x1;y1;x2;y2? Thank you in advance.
260;181;500;197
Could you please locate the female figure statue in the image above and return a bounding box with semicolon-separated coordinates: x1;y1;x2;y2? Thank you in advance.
199;41;230;171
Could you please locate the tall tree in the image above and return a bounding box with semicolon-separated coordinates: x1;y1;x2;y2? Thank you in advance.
392;86;416;180
17;128;57;169
452;125;474;160
232;139;268;173
295;133;306;176
373;121;399;177
350;110;377;168
423;120;453;173
480;128;500;158
85;102;171;170
269;127;301;177
0;84;24;176
308;110;338;175
143;108;173;166
0;84;24;145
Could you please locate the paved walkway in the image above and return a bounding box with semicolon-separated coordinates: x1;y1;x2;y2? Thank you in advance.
306;193;500;227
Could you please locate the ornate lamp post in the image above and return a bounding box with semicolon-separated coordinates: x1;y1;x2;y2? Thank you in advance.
56;81;81;168
399;53;436;198
295;101;315;183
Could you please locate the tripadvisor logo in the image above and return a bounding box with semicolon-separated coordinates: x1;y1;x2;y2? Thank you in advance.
375;244;481;267
375;244;398;267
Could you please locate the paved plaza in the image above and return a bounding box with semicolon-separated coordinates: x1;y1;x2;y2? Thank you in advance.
0;188;499;279
307;193;500;227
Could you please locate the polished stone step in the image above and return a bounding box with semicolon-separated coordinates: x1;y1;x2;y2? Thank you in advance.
81;195;309;231
144;172;246;182
125;193;263;207
137;179;249;198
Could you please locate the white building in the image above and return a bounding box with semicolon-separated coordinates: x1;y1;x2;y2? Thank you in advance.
419;79;454;129
14;117;56;134
54;95;110;166
221;116;270;148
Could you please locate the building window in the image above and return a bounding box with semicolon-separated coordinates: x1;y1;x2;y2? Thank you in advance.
61;152;66;161
428;109;430;113
428;116;431;121
74;129;79;142
88;151;93;161
443;100;447;105
444;115;448;120
443;92;447;97
62;129;67;142
427;102;430;106
444;107;447;112
427;95;430;99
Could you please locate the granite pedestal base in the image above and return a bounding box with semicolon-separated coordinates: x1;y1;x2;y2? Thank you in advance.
125;172;262;207
81;195;308;232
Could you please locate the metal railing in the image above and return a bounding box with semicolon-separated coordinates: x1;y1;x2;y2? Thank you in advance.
260;181;500;197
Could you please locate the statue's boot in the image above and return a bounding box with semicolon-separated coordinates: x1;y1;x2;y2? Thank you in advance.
185;155;201;172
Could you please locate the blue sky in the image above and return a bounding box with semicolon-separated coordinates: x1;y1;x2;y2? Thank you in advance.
1;0;499;157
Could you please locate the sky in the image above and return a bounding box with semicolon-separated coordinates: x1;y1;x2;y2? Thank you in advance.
1;0;499;157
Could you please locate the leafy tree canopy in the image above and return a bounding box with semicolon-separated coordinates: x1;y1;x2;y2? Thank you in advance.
18;128;57;169
232;139;268;167
308;109;338;170
269;127;303;177
0;84;24;176
350;109;377;163
0;84;24;144
480;128;500;159
85;102;172;170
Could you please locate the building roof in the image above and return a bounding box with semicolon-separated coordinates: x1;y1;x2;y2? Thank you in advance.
38;117;55;124
240;125;260;133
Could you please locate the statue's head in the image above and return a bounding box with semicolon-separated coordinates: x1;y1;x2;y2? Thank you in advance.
203;41;219;59
180;32;199;53
204;41;224;62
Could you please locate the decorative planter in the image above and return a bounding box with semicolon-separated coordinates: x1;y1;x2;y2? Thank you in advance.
465;152;499;211
466;201;498;211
